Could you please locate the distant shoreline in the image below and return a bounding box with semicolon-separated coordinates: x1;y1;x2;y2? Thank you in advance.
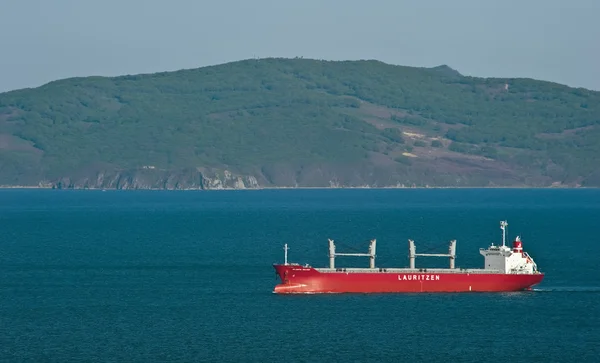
0;185;595;190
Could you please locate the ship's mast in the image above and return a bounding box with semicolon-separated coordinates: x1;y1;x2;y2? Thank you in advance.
408;239;457;269
283;243;289;265
328;239;377;269
500;220;508;247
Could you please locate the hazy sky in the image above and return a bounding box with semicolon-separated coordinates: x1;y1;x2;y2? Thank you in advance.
1;0;598;93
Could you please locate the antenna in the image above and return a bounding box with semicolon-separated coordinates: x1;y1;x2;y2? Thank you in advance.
500;220;508;247
283;244;289;265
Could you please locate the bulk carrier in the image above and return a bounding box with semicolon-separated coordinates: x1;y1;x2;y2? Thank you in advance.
273;220;544;293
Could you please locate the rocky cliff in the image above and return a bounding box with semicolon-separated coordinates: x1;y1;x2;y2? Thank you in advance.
47;167;261;190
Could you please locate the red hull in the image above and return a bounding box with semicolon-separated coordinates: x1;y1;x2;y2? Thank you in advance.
273;265;544;293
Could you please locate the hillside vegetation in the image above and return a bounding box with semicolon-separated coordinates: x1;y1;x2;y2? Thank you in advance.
0;58;599;188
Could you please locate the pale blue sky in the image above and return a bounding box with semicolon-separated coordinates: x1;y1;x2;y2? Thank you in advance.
0;0;598;93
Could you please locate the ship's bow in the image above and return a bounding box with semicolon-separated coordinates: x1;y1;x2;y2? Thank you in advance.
272;264;321;294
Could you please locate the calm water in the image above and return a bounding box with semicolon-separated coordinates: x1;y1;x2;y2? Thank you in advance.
1;188;599;362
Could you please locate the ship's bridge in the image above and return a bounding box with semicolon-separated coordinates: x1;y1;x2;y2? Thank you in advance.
480;221;539;274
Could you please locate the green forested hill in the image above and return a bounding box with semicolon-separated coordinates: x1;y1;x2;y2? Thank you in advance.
0;58;599;188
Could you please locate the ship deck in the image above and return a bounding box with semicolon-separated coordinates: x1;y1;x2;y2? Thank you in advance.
314;267;504;274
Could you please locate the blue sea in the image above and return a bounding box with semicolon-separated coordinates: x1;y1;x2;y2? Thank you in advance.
1;188;599;362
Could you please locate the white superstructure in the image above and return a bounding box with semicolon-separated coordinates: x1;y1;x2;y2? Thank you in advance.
479;220;539;274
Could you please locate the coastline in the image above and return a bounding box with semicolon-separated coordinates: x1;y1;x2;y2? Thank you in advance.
0;185;594;190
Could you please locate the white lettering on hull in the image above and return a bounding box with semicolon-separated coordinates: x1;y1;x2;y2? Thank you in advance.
397;274;440;281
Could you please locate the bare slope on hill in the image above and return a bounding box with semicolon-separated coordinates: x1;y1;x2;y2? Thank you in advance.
0;58;599;188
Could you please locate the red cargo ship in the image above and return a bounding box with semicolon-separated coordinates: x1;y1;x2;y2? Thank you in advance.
273;220;544;293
